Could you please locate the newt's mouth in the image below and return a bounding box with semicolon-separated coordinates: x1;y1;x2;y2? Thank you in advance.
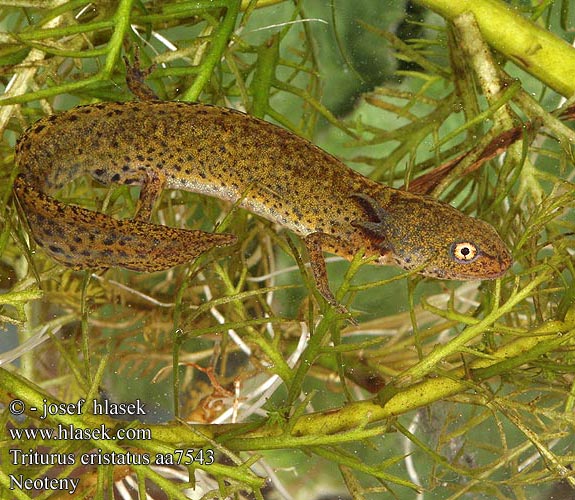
431;256;512;280
485;254;514;279
405;249;513;280
484;250;514;279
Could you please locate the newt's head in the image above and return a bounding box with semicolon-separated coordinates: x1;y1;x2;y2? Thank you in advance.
351;191;512;280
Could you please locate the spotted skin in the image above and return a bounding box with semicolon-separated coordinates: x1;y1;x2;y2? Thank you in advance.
13;101;512;302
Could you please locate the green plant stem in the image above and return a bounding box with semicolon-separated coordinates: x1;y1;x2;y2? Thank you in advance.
103;0;132;75
414;0;575;96
285;308;337;406
14;20;114;41
250;34;279;118
0;471;31;500
0;0;134;106
1;310;572;452
395;274;548;385
0;370;208;500
311;446;420;491
180;0;241;101
292;326;573;437
433;81;521;151
489;399;575;488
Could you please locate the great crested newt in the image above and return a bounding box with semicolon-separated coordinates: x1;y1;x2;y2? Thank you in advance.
12;61;512;308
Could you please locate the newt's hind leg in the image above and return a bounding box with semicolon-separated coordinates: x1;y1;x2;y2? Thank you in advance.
122;49;168;221
123;47;158;101
134;170;166;222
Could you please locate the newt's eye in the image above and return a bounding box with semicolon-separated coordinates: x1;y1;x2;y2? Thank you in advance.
450;242;479;263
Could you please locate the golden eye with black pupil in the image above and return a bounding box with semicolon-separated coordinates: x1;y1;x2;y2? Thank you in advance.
451;242;478;262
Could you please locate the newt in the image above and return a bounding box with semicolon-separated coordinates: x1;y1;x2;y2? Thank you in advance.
12;69;512;308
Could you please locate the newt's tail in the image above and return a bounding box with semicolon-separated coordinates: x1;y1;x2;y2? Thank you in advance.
13;174;237;272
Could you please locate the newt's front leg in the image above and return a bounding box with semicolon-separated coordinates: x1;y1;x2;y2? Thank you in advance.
304;233;337;306
304;233;355;321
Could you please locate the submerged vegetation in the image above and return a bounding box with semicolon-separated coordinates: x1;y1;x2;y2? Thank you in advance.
0;0;573;498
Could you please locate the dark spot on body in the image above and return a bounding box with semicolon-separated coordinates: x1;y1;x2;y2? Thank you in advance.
292;206;303;219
